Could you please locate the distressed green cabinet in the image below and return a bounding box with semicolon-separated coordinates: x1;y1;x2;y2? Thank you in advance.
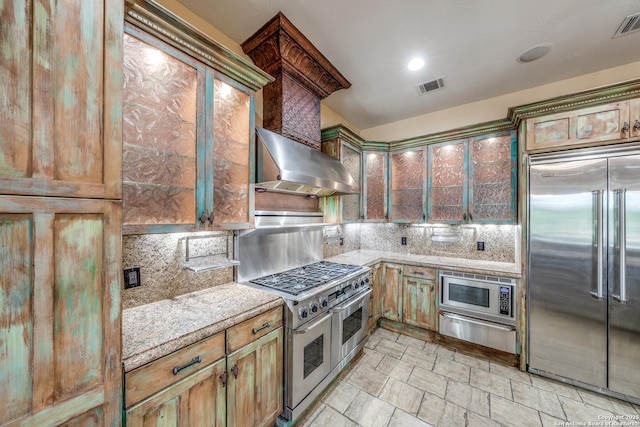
363;151;388;222
0;0;123;199
402;266;437;331
0;196;122;426
389;148;427;223
368;263;383;330
427;130;517;224
381;263;404;321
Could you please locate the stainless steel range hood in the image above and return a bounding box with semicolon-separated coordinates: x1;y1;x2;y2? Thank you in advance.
255;127;359;196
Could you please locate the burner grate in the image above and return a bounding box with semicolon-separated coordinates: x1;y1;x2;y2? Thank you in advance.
250;261;361;295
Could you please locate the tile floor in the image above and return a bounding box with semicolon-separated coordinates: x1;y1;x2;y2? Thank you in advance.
301;328;640;427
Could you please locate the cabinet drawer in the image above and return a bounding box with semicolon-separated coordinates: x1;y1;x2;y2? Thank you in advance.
226;307;283;353
403;265;436;280
125;331;225;407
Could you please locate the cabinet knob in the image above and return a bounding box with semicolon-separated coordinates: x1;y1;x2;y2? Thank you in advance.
207;211;215;225
463;213;467;221
469;212;473;221
199;211;209;224
622;121;630;133
231;364;239;378
634;120;640;131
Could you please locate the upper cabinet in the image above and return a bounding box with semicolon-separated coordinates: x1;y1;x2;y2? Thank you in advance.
121;3;272;234
389;148;427;223
0;0;123;199
427;130;517;224
363;151;388;222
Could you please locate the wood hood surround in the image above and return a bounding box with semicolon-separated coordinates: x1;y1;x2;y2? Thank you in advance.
241;12;351;211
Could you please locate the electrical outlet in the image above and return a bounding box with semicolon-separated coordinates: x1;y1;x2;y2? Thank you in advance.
477;241;485;251
401;237;407;245
340;237;344;246
124;267;141;289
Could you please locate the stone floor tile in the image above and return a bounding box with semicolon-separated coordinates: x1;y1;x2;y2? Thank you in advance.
387;408;432;427
373;327;400;342
379;377;424;414
375;338;407;359
511;380;565;419
345;364;389;396
323;381;360;413
354;348;385;371
466;411;504;427
402;346;437;369
490;395;542;427
558;395;616;424
470;367;512;400
301;403;326;427
489;361;532;385
454;352;491;371
434;345;456;360
407;366;448;398
577;388;638;416
440;401;468;427
416;392;446;426
529;375;582;401
344;390;395;427
422;341;441;356
445;380;490;417
365;334;382;349
433;356;471;383
376;355;415;382
304;405;357;427
540;412;567;427
396;333;426;350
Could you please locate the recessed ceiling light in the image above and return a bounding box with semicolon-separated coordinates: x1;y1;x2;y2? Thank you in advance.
408;57;425;71
517;43;552;63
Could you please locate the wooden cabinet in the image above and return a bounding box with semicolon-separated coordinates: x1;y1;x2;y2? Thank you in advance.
0;196;122;426
124;307;283;427
389;148;427;223
122;26;256;234
402;267;437;331
363;151;388;222
427;131;516;224
525;100;640;152
381;263;403;321
0;0;123;200
368;263;383;329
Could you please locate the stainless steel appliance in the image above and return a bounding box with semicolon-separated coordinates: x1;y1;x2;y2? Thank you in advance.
439;271;517;354
528;144;640;404
237;212;371;423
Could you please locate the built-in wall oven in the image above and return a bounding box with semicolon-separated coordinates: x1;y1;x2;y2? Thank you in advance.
439;271;517;354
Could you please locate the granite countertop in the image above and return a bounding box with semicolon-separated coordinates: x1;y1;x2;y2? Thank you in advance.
326;249;521;277
122;282;283;372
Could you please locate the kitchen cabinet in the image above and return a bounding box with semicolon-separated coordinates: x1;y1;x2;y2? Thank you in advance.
389;148;427;223
525;100;640;152
363;151;388;222
427;130;516;224
0;196;122;426
124;307;283;427
368;263;383;329
0;0;123;200
122;26;255;234
402;266;437;331
381;263;404;322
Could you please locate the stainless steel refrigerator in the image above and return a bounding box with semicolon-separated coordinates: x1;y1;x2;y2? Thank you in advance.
528;144;640;403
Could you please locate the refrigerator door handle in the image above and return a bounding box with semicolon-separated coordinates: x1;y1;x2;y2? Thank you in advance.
590;190;605;300
613;188;628;303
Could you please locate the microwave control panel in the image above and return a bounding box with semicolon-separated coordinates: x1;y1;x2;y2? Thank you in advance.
499;287;511;316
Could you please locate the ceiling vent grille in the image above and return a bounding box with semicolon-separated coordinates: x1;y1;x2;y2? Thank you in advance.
613;12;640;38
416;77;445;95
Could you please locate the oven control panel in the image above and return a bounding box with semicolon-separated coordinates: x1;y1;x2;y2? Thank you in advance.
499;286;511;316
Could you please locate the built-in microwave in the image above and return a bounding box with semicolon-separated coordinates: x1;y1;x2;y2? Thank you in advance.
439;271;516;325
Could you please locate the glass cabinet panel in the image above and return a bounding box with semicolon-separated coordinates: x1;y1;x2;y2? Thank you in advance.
212;79;251;226
341;144;362;222
122;33;198;226
364;152;387;221
428;140;467;223
390;149;425;222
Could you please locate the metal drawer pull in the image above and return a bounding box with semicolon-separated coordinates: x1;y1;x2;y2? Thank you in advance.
172;356;202;375
252;322;271;334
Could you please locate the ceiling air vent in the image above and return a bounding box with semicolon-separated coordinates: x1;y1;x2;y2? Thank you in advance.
416;77;445;95
613;12;640;38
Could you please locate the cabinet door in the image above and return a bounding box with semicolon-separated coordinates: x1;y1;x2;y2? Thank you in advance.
389;148;426;223
525;101;630;151
0;1;122;199
126;358;226;427
363;152;388;222
402;277;437;331
227;328;283;427
381;263;403;321
631;98;640;140
468;131;517;223
428;139;468;224
368;263;383;329
340;143;363;222
0;196;121;426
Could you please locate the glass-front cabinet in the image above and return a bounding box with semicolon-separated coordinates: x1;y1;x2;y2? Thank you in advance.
389;148;427;223
340;143;363;222
427;139;467;223
122;25;258;234
363;151;388;221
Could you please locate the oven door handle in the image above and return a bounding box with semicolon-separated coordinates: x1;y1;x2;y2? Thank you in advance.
292;312;332;334
331;288;372;313
440;312;515;331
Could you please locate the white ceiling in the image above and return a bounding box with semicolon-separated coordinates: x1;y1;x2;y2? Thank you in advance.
177;0;640;130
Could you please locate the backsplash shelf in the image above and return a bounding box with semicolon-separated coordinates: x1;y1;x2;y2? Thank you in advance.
182;234;238;273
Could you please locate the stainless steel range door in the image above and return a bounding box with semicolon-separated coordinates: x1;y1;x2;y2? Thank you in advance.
331;289;371;369
290;312;332;408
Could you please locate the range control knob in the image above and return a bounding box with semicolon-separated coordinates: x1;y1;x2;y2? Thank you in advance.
353;279;360;289
310;302;319;313
365;277;370;284
320;297;328;308
360;279;366;287
299;308;308;319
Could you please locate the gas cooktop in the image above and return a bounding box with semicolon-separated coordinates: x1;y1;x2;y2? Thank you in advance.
249;261;362;296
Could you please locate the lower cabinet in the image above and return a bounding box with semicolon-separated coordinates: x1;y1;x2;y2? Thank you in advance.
380;263;403;322
402;276;437;330
124;307;283;427
368;263;383;329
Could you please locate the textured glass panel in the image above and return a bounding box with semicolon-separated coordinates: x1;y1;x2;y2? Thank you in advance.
472;160;511;184
392;204;423;221
431;143;464;167
122;33;198;226
431;205;464;221
213;79;250;225
429;142;466;221
343;194;360;221
431;166;465;187
342;145;361;221
366;153;386;220
472;137;511;163
391;150;424;190
471;135;513;221
431;186;464;206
